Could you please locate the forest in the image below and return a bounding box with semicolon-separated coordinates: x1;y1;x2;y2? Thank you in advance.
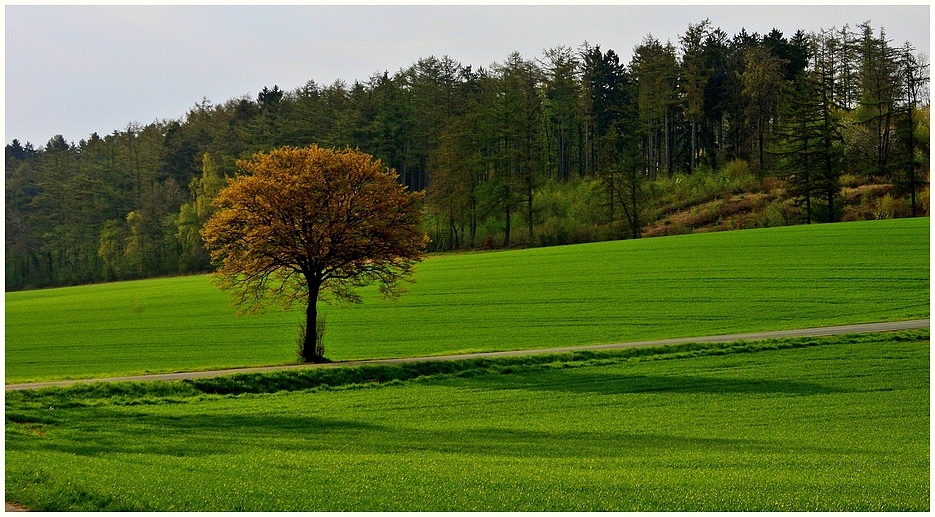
5;19;930;291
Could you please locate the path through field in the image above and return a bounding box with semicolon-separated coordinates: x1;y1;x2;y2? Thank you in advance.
5;319;928;391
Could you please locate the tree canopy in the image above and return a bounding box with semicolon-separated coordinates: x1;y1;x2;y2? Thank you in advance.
201;145;427;362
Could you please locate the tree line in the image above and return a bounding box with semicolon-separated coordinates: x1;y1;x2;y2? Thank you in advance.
5;19;929;291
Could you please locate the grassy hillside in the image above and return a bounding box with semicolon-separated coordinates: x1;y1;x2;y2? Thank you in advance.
5;218;929;383
5;331;929;511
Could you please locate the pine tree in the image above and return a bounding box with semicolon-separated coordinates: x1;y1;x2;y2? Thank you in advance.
854;23;901;179
773;73;824;223
741;45;786;175
893;44;930;216
680;19;713;173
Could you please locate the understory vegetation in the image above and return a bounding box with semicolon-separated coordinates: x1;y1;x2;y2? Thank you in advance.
6;330;929;511
458;159;930;249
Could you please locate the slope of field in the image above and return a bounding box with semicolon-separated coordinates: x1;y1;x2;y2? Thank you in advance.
5;331;929;511
5;218;929;383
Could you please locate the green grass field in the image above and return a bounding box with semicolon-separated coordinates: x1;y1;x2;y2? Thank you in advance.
5;218;929;383
5;330;929;511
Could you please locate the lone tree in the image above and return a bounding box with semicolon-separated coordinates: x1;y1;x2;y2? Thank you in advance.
201;145;428;363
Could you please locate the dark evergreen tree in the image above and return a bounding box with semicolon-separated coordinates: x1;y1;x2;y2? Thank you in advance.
892;44;930;216
773;73;824;223
541;46;582;181
680;19;713;173
741;45;786;175
630;36;679;178
854;23;901;180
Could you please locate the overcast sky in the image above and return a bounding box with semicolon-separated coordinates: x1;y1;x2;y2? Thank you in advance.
5;3;930;147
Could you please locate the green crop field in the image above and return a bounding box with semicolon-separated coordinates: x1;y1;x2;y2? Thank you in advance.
5;330;929;511
5;218;929;384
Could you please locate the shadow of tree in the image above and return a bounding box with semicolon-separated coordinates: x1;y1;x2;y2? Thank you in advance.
435;369;843;396
5;361;854;464
6;411;385;458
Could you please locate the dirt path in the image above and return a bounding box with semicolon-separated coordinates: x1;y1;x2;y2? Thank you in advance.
6;319;928;392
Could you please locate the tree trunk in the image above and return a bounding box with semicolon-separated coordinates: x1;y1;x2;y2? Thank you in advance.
906;59;918;217
630;177;641;239
758;118;766;176
803;119;812;225
302;275;325;363
526;176;534;244
909;115;917;216
608;173;615;224
469;194;477;247
303;301;319;363
664;111;671;178
503;203;511;248
691;119;697;173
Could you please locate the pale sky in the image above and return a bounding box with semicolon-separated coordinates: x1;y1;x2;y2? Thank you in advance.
5;3;931;148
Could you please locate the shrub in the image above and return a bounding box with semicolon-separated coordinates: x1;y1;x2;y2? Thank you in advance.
720;159;751;182
840;173;863;188
756;199;796;228
841;189;921;221
533;179;606;246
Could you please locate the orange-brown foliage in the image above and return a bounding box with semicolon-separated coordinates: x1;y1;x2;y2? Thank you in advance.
201;145;428;316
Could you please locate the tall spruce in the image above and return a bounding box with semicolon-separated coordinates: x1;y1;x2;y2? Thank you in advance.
774;73;824;223
680;19;713;173
741;45;786;176
894;44;930;216
631;36;679;178
855;22;901;180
